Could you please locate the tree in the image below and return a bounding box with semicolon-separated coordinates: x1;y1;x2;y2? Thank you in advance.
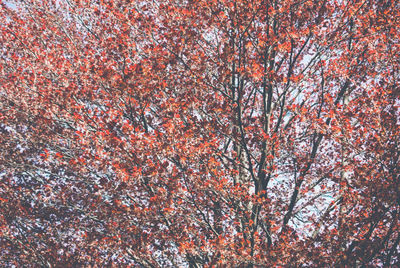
0;0;399;266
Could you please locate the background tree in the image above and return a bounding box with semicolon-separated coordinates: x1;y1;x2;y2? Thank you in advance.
0;0;399;266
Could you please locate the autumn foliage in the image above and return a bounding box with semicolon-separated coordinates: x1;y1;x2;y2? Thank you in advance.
0;0;399;266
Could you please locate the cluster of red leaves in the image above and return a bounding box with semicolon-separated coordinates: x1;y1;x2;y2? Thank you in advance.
0;0;399;266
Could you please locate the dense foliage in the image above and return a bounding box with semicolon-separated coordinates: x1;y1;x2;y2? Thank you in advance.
1;0;399;266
